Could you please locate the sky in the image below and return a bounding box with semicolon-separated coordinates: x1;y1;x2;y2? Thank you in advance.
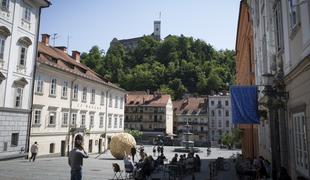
40;0;240;54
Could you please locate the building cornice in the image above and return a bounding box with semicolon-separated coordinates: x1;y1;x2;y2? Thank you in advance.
284;55;310;84
0;107;31;113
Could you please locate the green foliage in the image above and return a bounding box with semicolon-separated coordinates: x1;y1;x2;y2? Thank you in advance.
221;128;242;148
81;35;235;100
125;129;143;139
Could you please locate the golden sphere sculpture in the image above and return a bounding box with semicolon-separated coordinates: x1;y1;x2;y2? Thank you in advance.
110;133;136;159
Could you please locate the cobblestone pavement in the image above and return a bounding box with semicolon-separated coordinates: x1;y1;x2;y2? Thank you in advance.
0;146;241;180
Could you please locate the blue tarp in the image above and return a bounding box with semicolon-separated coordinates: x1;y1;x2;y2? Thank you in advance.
230;86;260;124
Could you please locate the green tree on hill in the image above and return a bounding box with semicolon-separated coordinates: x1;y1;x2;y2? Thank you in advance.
81;35;235;100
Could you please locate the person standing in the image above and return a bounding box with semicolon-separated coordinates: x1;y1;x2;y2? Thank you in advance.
29;142;38;162
152;146;156;157
130;146;136;162
69;134;88;180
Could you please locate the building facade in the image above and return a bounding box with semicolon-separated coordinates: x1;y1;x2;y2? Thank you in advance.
0;0;50;159
208;94;233;146
124;92;173;143
29;34;125;157
248;0;310;178
278;0;310;178
235;0;260;160
173;97;209;147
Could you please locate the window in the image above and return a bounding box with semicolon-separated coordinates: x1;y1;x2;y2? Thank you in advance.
11;133;18;147
19;46;27;66
115;96;118;108
0;36;5;60
50;77;57;96
23;5;31;22
109;94;112;107
225;110;229;117
35;75;43;94
211;119;215;128
91;89;95;103
293;112;309;175
218;110;222;117
82;87;87;102
49;143;55;153
90;114;94;128
108;114;112;128
73;84;78;100
100;91;105;105
62;81;68;98
71;113;77;126
62;112;68;126
33;110;41;125
226;120;230;128
275;1;284;51
218;120;222;128
120;97;123;109
119;116;123;128
49;112;56;126
1;0;9;10
211;101;214;106
81;114;86;126
99;115;104;127
288;0;298;28
15;87;23;108
114;115;118;128
225;100;229;106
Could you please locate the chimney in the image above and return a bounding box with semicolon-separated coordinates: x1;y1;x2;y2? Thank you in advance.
55;46;67;53
41;34;50;46
72;50;80;63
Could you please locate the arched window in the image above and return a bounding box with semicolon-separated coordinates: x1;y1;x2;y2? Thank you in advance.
49;143;55;153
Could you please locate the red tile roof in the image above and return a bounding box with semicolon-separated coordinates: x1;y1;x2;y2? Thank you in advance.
173;97;208;115
37;42;124;91
126;93;171;107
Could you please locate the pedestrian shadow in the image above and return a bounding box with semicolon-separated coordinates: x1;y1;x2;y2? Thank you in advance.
97;157;116;160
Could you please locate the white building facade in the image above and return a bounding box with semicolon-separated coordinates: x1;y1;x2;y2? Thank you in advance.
208;94;233;146
247;0;277;163
249;0;310;178
276;0;310;178
30;35;125;157
0;0;49;159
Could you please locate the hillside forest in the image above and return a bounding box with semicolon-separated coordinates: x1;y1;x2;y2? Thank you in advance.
81;35;235;100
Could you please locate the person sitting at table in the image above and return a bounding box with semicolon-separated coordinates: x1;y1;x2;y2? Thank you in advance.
170;154;178;165
186;153;195;173
140;155;153;179
155;153;166;166
124;155;134;174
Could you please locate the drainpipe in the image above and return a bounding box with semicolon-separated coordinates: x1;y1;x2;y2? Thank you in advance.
67;77;77;156
104;88;111;151
25;2;50;158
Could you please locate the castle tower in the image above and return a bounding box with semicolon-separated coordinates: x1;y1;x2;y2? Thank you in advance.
154;20;161;40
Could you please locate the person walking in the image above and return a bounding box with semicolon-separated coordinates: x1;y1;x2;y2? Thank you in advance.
69;134;88;180
29;142;38;162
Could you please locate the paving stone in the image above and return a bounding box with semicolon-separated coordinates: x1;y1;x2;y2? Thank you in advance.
0;145;241;180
